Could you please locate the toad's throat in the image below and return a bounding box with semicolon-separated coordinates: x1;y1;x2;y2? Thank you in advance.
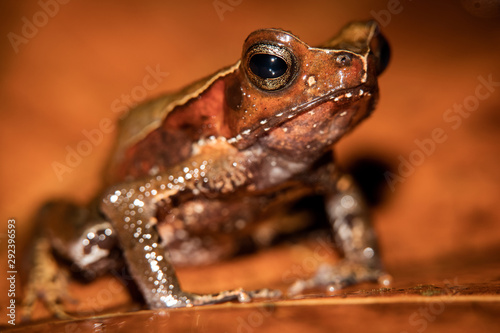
228;84;373;146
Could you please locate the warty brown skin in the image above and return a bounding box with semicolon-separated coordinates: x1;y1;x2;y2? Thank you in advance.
23;21;391;314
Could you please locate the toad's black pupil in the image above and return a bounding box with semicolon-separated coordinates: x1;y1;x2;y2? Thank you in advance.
249;54;287;79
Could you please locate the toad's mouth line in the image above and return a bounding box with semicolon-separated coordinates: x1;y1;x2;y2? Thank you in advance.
228;84;373;145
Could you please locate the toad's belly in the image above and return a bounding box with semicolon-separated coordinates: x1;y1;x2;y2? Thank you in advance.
155;184;315;266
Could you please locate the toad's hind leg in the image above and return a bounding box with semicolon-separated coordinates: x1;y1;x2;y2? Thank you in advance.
22;201;117;320
22;236;72;320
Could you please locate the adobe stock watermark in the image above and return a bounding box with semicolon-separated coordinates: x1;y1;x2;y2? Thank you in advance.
59;277;129;333
370;0;414;27
51;64;169;182
7;0;71;54
235;237;335;333
236;304;274;333
281;237;336;285
213;0;243;21
384;74;499;191
400;277;460;333
73;278;126;317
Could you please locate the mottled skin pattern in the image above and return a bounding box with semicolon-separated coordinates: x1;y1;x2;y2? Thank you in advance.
23;21;391;315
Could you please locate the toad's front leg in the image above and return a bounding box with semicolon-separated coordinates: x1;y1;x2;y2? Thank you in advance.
290;169;391;295
101;147;279;308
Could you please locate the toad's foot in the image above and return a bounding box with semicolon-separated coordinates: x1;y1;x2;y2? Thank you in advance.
189;288;282;306
22;238;74;321
288;260;392;296
152;288;282;308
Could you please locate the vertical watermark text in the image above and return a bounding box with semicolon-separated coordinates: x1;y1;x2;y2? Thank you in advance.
6;219;17;325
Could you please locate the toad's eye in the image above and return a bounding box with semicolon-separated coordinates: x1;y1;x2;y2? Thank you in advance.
249;54;287;79
245;44;296;91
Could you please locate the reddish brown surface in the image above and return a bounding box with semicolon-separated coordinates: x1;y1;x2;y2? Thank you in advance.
1;0;500;332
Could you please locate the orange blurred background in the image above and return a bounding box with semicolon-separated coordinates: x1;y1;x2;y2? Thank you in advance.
1;0;500;328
